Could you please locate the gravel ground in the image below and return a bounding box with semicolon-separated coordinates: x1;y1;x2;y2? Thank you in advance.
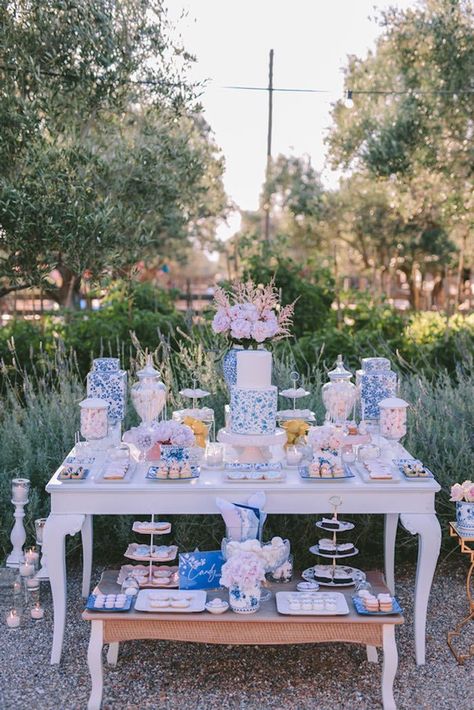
1;560;473;710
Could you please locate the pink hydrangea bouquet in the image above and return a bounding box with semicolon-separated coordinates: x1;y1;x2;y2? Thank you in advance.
450;480;474;503
151;420;195;447
220;551;266;591
307;424;344;453
212;279;295;346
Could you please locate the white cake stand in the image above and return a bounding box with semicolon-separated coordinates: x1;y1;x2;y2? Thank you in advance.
217;428;287;464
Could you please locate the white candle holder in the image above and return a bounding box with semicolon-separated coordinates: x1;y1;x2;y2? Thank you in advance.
6;479;30;568
34;518;49;581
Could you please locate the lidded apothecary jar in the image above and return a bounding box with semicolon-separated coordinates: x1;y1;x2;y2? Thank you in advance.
79;398;108;441
379;397;409;441
322;355;357;425
131;355;167;425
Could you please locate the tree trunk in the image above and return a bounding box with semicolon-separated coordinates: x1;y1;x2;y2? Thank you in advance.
45;265;82;308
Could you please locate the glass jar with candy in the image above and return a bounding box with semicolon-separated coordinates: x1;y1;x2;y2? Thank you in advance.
322;355;357;425
378;397;409;441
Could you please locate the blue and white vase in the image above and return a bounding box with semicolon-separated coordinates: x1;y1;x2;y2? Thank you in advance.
359;358;397;420
456;501;474;534
229;584;261;614
87;358;127;425
222;346;244;388
160;445;190;464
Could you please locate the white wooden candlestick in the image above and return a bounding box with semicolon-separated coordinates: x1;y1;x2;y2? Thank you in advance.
6;498;28;568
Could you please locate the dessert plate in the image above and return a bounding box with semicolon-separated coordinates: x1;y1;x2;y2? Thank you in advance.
352;595;403;616
57;464;91;482
132;521;171;535
309;544;359;559
276;592;349;616
315;520;354;532
350;462;400;484
224;470;286;483
135;589;207;613
85;594;132;613
145;465;200;481
124;543;178;562
393;459;434;481
225;461;283;472
117;564;179;588
95;463;135;484
299;465;354;481
302;565;365;588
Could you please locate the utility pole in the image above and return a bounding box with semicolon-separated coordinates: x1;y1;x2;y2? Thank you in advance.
263;49;274;244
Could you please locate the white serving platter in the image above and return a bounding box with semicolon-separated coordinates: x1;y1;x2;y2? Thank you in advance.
123;543;178;563
135;589;207;613
276;592;349;616
95;463;136;484
350;462;400;484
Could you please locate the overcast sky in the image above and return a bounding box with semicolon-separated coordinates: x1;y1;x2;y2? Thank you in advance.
168;0;415;224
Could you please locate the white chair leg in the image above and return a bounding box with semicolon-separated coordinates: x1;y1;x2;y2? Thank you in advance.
87;620;104;710
366;645;379;663
381;625;398;710
384;513;398;594
107;642;119;666
81;514;93;599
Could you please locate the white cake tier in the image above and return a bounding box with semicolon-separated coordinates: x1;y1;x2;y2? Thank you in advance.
230;385;277;435
236;349;272;388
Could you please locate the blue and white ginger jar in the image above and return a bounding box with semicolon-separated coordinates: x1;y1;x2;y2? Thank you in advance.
456;501;474;534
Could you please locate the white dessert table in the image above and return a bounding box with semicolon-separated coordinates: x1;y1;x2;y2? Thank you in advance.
44;443;441;666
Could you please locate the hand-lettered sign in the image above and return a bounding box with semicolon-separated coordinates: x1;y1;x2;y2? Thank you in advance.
178;550;224;590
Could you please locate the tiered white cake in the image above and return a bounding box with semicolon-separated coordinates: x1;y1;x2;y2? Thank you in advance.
230;350;277;435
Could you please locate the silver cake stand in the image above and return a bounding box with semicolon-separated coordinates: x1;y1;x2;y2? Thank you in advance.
217;428;287;464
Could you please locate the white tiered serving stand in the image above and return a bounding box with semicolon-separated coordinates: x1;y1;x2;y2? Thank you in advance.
217;428;286;464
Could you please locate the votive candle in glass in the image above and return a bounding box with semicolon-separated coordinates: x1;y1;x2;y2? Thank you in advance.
25;548;39;566
205;443;224;467
19;561;34;577
285;446;304;466
11;478;30;503
34;518;47;544
26;576;40;591
6;609;20;628
31;602;44;620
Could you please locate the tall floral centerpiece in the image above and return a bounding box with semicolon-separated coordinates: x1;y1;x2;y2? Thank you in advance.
212;279;295;387
220;551;266;614
450;480;474;534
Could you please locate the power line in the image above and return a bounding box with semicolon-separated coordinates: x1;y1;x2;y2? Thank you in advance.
222;84;474;96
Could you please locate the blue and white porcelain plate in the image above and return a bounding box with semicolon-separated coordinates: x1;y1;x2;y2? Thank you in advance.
394;459;434;480
58;464;91;482
299;465;354;481
85;595;132;612
146;465;200;481
352;595;403;616
225;461;282;472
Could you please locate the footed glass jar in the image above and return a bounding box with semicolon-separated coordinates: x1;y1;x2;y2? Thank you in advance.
79;398;108;441
322;355;357;425
379;397;409;441
131;355;167;425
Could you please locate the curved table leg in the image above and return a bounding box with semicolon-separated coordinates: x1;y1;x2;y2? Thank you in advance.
384;514;399;595
82;514;93;598
382;624;398;710
43;513;85;665
87;620;104;710
400;513;441;665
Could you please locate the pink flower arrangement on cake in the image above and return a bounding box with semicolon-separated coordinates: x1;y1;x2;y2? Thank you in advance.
220;551;266;590
212;279;295;346
450;480;474;503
